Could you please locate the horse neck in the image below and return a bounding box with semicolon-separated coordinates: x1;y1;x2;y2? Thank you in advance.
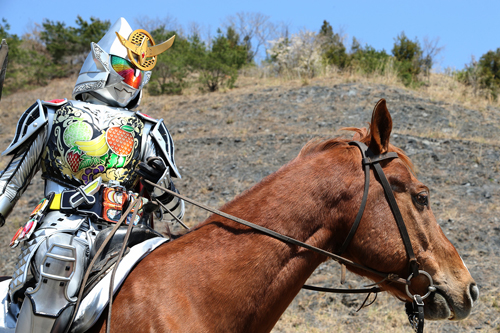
190;151;357;331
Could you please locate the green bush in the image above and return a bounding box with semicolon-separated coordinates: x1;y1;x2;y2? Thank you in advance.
0;16;111;95
147;26;248;94
455;50;500;99
477;48;500;98
148;29;189;95
350;44;391;75
74;16;110;55
0;19;53;92
391;32;424;86
1;19;21;93
318;20;349;69
196;27;247;92
40;16;110;65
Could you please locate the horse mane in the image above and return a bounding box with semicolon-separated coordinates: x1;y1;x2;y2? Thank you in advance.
170;126;416;238
298;127;415;174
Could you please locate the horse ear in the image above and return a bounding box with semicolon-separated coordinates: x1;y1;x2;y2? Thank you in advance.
368;99;392;154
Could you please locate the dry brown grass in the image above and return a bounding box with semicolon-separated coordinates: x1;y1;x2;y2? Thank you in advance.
1;65;495;128
241;64;500;117
419;72;499;111
2;72;495;157
0;68;498;332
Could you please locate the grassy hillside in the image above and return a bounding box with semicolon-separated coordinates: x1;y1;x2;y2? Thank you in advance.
0;72;499;332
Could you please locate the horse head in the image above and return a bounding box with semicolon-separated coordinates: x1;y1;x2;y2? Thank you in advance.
333;99;478;320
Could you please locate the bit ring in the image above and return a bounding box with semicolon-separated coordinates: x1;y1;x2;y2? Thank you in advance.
405;270;435;300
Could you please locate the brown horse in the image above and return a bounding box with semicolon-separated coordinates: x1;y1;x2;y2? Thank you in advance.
90;99;477;332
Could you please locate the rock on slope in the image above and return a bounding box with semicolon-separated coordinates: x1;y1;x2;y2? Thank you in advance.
0;81;498;332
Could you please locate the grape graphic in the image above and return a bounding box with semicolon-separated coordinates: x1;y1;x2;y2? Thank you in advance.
82;165;105;184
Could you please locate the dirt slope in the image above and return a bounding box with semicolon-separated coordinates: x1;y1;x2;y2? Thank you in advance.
0;77;498;332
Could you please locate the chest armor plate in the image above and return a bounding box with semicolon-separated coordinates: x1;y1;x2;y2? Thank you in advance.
42;103;144;189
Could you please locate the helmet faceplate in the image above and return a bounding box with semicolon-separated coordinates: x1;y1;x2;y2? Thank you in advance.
73;18;151;109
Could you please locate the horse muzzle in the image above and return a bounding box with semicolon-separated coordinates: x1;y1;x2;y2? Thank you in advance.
424;281;479;320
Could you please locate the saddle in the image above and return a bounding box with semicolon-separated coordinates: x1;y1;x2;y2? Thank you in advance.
0;236;169;333
83;224;163;297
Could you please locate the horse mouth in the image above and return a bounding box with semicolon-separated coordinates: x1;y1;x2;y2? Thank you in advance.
442;295;456;320
427;287;456;320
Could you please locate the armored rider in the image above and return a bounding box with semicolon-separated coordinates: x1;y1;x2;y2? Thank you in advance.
0;17;184;332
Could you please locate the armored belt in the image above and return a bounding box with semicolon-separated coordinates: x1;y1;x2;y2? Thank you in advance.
10;177;148;248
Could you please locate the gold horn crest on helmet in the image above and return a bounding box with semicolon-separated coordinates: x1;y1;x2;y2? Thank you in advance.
115;29;175;71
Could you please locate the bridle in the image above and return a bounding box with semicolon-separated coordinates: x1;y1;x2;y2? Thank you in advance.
145;140;435;332
343;141;434;332
339;141;420;276
80;140;434;333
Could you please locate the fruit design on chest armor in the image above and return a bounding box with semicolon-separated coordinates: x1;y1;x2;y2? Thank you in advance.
106;125;134;156
44;105;143;187
67;150;82;173
75;134;108;157
72;124;138;183
63;121;94;172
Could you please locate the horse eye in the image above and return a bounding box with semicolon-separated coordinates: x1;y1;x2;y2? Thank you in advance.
414;192;429;206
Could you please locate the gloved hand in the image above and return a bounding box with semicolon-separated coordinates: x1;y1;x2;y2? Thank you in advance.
136;157;168;193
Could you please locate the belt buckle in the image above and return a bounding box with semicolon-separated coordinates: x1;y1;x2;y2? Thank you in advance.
102;185;128;223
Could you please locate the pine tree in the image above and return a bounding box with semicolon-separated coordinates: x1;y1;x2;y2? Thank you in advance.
318;20;348;69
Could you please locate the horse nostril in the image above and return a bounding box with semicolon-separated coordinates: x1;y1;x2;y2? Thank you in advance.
469;283;479;303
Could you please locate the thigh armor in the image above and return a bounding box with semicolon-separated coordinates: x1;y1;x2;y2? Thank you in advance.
12;211;92;333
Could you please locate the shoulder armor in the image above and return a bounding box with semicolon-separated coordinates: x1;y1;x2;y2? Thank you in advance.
1;99;61;156
42;98;68;106
147;117;181;179
136;111;159;123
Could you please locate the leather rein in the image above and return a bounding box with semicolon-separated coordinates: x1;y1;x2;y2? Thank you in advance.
65;140;434;333
143;140;434;332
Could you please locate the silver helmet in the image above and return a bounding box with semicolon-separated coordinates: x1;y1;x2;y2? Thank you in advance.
73;18;151;109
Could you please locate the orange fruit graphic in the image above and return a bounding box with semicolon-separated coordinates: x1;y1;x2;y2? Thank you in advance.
106;125;134;156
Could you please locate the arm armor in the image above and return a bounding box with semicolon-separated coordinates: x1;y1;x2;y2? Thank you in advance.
155;180;185;222
138;113;184;222
0;101;49;225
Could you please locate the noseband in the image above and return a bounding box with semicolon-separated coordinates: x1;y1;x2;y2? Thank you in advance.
142;140;435;332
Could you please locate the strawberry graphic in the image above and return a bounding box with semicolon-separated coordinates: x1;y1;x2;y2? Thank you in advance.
67;150;82;173
106;125;134;156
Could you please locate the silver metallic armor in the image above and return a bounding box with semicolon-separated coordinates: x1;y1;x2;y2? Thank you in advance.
74;18;147;109
0;17;183;333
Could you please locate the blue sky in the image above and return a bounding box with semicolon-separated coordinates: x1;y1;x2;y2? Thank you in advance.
1;0;499;70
